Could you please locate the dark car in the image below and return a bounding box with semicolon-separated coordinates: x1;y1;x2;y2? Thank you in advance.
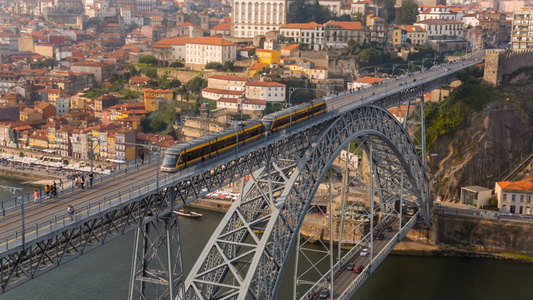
377;233;385;240
385;226;392;232
353;264;364;274
319;289;330;299
347;262;355;270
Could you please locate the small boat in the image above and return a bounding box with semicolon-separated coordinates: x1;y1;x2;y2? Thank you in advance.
174;209;203;218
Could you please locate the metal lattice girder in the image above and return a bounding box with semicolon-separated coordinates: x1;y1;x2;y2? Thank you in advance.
185;105;429;299
128;213;184;300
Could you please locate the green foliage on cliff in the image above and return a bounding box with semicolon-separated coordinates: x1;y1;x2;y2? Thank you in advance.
141;103;179;137
425;66;504;151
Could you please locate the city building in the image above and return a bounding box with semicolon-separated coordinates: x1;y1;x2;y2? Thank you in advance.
279;22;325;50
324;21;364;48
206;75;249;91
185;37;237;68
460;186;492;209
231;0;290;38
511;7;533;49
245;81;286;102
495;177;533;215
255;49;281;64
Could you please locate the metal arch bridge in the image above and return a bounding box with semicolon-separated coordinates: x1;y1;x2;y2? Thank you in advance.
0;55;482;299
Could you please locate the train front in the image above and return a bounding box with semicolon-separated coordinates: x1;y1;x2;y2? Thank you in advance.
160;147;181;172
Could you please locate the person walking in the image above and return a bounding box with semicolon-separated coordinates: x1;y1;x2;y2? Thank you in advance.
81;175;85;189
89;172;93;186
58;179;63;192
52;180;57;196
45;184;50;198
33;189;39;203
67;205;75;220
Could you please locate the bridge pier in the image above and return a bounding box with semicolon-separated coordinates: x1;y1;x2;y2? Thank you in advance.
128;190;184;300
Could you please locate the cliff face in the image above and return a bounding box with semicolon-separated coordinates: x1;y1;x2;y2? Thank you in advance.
429;91;533;200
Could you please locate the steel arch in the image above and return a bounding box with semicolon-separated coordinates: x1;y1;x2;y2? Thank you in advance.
185;105;429;299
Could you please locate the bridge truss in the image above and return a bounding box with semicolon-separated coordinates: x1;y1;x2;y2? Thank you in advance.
0;64;472;297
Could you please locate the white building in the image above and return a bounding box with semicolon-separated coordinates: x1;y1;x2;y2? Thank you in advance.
245;81;286;102
280;22;325;50
231;0;290;38
418;5;458;21
207;75;249;91
217;98;266;113
185;37;237;67
201;88;243;101
414;19;464;41
495;177;533;215
152;37;188;61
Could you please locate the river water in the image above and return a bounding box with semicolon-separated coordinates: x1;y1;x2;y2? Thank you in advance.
0;181;532;300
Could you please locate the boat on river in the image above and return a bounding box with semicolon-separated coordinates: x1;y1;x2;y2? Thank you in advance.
174;209;203;218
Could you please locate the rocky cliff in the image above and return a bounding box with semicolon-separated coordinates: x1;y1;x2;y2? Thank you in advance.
429;81;533;201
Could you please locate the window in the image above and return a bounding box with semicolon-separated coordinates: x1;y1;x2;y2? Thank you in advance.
521;195;524;202
503;194;507;201
512;194;516;202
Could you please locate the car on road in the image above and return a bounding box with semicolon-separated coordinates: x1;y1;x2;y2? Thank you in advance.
353;264;364;274
521;214;533;219
360;248;369;256
434;202;442;207
377;233;385;240
385;226;392;232
319;289;330;299
346;263;355;270
499;212;513;217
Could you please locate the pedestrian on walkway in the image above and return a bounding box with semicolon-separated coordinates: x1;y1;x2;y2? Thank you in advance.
59;179;63;192
45;184;50;198
81;175;85;189
67;205;75;220
89;172;93;186
33;189;39;203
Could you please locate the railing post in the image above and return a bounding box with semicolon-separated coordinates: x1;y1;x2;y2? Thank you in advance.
35;223;38;236
118;191;121;203
50;221;52;233
88;203;91;216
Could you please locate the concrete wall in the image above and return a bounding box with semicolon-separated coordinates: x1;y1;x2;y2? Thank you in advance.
484;48;533;85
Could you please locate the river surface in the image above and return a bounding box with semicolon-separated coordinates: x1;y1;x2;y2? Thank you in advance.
0;181;532;300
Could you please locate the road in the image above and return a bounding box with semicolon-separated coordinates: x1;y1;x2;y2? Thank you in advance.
310;218;401;299
434;201;533;224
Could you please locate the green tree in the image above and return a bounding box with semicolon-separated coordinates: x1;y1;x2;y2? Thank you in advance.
383;0;396;23
141;67;158;78
170;61;184;68
223;61;234;71
169;79;181;88
185;76;207;94
205;62;222;70
138;54;158;65
399;0;419;25
358;47;381;63
128;65;139;76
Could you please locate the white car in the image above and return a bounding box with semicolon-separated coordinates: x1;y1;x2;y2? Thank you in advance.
360;248;369;257
499;212;513;217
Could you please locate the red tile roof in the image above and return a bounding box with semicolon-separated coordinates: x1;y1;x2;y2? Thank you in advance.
325;21;363;30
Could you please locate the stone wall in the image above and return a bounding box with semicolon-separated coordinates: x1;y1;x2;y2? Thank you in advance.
139;67;249;83
484;48;533;85
435;213;533;254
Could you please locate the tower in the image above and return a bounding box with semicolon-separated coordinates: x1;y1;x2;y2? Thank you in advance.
200;10;209;30
176;9;185;24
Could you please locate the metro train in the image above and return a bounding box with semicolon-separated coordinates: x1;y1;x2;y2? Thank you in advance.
160;99;327;172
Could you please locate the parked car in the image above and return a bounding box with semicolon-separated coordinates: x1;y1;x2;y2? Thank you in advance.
360;248;369;257
353;264;364;274
521;214;533;219
385;226;392;232
346;263;355;270
377;233;384;240
500;212;513;217
434;202;442;207
319;289;330;299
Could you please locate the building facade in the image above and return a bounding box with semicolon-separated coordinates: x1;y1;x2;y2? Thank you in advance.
511;7;533;49
231;0;290;38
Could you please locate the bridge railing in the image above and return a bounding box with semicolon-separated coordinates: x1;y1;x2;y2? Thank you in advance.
0;158;195;253
0;155;159;218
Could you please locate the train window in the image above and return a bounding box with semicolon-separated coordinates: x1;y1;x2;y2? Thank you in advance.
163;154;178;165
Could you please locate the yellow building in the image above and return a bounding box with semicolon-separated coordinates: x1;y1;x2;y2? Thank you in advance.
256;49;280;64
20;108;42;121
249;62;268;77
392;27;402;47
143;89;173;112
28;130;49;149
